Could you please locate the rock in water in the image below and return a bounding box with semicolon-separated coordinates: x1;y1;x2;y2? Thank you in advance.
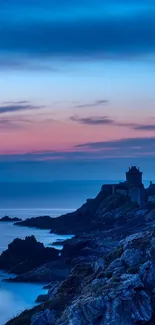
0;235;59;274
0;216;22;222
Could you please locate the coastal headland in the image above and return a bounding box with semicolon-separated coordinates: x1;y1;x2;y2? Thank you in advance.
3;167;155;325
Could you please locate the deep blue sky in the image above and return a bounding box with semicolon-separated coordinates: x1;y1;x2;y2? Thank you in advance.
0;0;155;181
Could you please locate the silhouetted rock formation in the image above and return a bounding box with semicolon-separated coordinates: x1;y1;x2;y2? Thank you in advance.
0;216;22;222
15;190;124;234
8;259;70;283
0;235;59;275
14;216;53;229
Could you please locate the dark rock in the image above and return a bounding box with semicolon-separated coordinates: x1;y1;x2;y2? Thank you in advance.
139;261;155;289
121;248;143;267
57;274;152;325
120;231;151;249
48;281;60;300
14;191;149;239
93;259;105;273
35;294;48;303
31;309;56;325
15;216;53;229
5;227;155;325
0;236;59;275
7;260;70;283
0;216;22;222
7;190;155;325
62;237;92;259
106;257;123;270
14;189;112;235
36;282;60;303
43;283;51;290
50;240;65;247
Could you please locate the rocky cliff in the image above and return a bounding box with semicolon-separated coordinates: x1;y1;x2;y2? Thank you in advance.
5;191;155;325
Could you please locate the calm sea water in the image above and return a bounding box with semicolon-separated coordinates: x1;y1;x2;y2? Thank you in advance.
0;180;106;208
0;271;47;325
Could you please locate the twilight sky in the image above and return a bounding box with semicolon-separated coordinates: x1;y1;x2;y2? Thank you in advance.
0;0;155;181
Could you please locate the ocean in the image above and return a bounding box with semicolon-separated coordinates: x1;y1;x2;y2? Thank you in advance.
0;180;106;209
0;180;105;325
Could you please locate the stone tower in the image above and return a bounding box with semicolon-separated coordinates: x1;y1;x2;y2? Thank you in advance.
126;166;146;207
126;166;142;187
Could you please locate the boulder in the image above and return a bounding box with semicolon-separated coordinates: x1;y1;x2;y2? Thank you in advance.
121;248;142;267
120;231;150;249
139;260;155;289
119;273;143;289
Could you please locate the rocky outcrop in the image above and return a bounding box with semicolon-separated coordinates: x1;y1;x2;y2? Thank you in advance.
5;191;155;325
31;309;57;325
14;216;54;229
0;216;22;222
29;229;155;325
14;193;150;239
48;281;60;300
57;274;152;325
0;236;59;274
51;239;65;247
35;294;48;303
14;190;117;234
3;229;154;324
35;281;60;303
8;260;70;283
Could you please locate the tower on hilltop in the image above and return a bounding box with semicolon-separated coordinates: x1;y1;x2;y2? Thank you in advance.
126;166;143;187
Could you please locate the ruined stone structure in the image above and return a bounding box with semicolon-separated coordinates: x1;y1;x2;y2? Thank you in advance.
101;166;148;207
